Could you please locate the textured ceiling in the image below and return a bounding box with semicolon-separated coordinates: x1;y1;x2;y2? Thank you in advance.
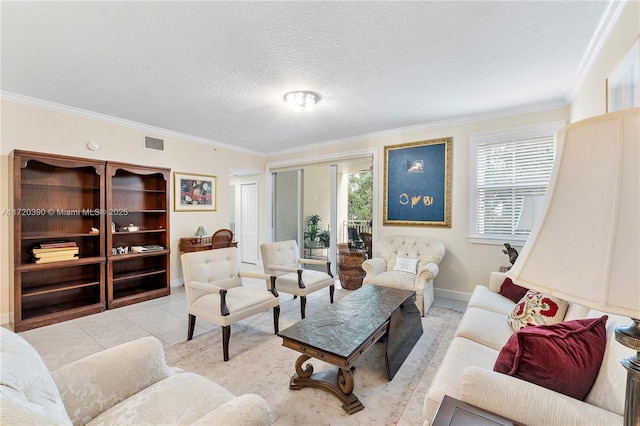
1;1;611;155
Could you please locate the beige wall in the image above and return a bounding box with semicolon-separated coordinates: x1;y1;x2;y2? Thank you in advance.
267;108;572;298
0;100;266;325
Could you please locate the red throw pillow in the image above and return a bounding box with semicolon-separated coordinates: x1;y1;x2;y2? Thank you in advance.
494;315;608;400
499;277;528;303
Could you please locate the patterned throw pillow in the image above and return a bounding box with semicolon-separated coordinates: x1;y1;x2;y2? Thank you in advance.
508;290;568;331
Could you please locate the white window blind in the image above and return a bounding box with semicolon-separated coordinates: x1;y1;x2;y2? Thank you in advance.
469;121;563;243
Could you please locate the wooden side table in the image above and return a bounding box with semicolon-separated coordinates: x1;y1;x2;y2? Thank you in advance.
179;237;237;252
432;396;520;426
337;243;368;290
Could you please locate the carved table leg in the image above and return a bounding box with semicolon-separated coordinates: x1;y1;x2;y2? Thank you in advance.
289;354;364;414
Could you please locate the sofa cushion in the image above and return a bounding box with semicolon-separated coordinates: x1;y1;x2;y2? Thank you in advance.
467;285;515;315
498;277;528;303
508;290;568;330
455;307;516;351
0;328;71;426
87;373;236;425
393;256;418;274
494;315;608;400
424;337;499;422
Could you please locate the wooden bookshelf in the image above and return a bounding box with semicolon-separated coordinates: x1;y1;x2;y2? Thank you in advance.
106;162;171;309
11;150;106;332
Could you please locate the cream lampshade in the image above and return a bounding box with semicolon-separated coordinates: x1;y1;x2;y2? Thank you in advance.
507;108;639;425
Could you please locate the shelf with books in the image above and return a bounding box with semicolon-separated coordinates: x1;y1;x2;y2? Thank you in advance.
106;162;170;309
11;150;106;332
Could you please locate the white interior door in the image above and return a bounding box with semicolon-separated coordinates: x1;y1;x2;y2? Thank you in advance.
240;182;258;264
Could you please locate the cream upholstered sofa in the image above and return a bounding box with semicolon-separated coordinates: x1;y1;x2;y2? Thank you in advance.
0;327;272;425
424;272;633;426
362;236;445;316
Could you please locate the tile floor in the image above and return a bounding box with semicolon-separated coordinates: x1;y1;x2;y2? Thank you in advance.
18;263;468;370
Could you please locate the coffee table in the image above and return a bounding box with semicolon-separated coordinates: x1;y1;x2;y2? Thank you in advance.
278;284;423;414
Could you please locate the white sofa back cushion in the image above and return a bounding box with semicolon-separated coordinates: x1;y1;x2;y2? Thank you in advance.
0;327;72;425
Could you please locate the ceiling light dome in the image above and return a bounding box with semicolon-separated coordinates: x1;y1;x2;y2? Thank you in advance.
283;91;321;112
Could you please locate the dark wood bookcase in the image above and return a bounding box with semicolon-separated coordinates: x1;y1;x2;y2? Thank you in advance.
11;151;171;331
11;151;106;332
106;162;171;309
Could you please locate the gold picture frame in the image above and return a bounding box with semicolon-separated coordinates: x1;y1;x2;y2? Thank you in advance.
173;172;217;212
606;36;639;113
383;137;453;227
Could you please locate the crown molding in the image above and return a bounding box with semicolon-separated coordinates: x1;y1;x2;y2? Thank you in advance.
1;91;266;157
3;91;567;160
566;0;628;102
268;99;569;157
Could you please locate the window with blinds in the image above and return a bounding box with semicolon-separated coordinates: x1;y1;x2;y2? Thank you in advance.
469;121;564;243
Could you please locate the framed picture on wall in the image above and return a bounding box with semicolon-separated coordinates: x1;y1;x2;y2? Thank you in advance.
383;137;452;227
606;36;640;113
173;172;217;211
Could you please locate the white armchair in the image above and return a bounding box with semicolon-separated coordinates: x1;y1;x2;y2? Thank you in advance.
260;240;335;319
362;236;445;316
181;247;280;361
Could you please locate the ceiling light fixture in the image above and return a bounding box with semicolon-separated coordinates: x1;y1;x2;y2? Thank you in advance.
283;91;321;112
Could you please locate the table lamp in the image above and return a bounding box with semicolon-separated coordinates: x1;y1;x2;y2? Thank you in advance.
507;108;639;426
195;226;207;242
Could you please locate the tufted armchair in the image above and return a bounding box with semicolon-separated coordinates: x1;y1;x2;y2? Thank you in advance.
260;240;335;319
181;247;280;361
361;236;445;316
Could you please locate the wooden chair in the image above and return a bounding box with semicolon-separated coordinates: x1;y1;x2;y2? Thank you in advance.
211;228;234;248
260;240;335;319
181;247;280;361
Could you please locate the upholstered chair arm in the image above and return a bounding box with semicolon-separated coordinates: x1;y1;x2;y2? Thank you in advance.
489;271;507;292
188;281;229;294
416;263;439;286
361;258;386;283
187;281;229;316
192;394;273;425
238;271;279;297
52;337;175;426
299;258;334;277
268;265;305;288
267;264;299;274
238;270;271;280
459;367;622;426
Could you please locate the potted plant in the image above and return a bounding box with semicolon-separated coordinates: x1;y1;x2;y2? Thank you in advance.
318;229;330;247
304;214;323;247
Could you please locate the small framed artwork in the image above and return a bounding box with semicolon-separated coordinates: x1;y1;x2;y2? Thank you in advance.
606;36;639;113
173;172;217;212
384;137;452;227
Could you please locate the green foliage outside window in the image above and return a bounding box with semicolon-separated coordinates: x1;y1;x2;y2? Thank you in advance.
348;171;373;221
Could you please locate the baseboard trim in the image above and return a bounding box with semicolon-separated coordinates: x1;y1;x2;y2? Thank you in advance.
1;312;13;328
171;278;184;288
434;288;472;302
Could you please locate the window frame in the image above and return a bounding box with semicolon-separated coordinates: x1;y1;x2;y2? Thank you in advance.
468;121;566;245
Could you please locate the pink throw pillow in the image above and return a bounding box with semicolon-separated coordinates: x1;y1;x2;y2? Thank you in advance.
494;315;608;400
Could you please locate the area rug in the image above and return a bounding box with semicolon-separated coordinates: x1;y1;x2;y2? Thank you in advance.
164;288;463;425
